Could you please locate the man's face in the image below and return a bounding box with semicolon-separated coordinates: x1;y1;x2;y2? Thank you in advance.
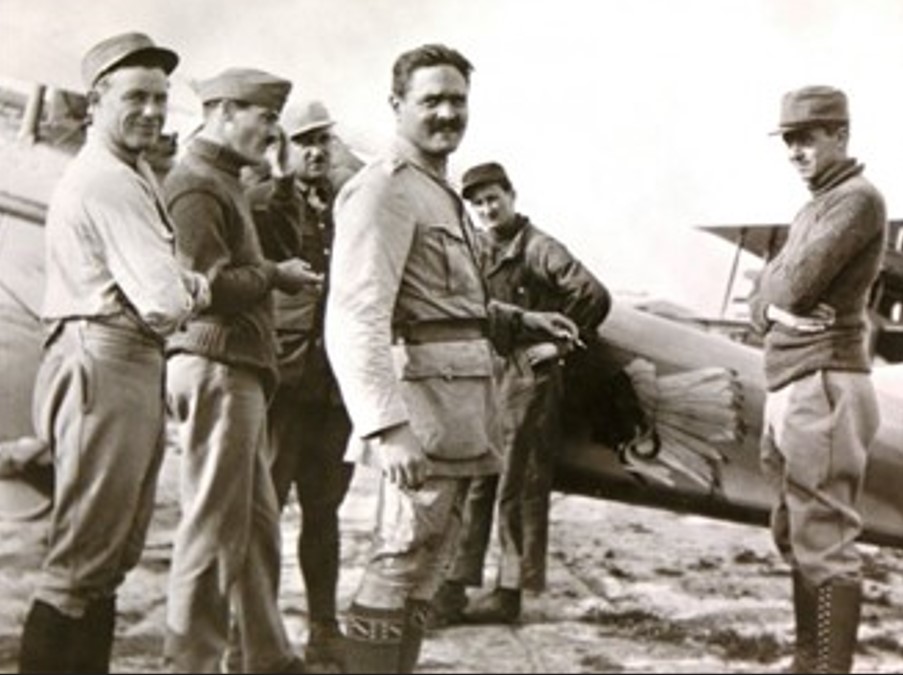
467;183;517;229
91;66;168;154
225;102;279;163
290;127;333;182
392;64;468;159
782;125;848;183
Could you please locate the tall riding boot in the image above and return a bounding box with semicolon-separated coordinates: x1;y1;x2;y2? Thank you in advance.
398;599;430;674
342;602;405;674
18;599;78;673
787;570;817;673
814;578;861;674
71;595;117;674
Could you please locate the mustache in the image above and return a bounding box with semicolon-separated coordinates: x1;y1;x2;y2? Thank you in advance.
429;118;464;134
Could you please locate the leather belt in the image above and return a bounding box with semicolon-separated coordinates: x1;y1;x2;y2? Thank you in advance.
392;318;488;345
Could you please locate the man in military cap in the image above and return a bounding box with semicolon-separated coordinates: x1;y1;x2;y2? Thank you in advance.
431;161;610;627
163;67;318;673
247;99;359;670
18;31;210;673
750;85;886;673
325;44;580;673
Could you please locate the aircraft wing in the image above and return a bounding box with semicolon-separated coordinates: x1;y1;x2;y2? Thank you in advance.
696;223;788;260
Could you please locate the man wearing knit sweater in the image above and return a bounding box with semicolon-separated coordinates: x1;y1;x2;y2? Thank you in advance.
162;68;319;673
750;85;886;674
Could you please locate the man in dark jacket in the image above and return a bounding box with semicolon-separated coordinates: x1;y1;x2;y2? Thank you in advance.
431;162;611;625
750;86;885;674
247;99;359;670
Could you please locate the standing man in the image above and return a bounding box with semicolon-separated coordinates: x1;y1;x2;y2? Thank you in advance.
19;32;209;673
325;44;580;673
163;68;317;673
750;85;886;674
431;162;610;626
248;100;357;670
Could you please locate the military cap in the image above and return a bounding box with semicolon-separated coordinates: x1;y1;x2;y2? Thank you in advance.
282;99;335;140
81;31;179;88
771;85;849;135
194;68;292;113
461;161;512;200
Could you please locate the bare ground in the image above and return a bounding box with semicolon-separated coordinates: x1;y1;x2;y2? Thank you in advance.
2;451;903;673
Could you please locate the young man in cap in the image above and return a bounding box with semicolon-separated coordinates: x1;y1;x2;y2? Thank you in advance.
247;99;360;670
19;31;210;673
431;161;610;626
325;44;580;673
162;67;319;673
750;85;886;673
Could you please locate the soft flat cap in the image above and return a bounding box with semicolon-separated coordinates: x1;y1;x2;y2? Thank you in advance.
194;68;292;112
282;99;335;140
461;161;512;200
771;85;849;135
82;31;179;88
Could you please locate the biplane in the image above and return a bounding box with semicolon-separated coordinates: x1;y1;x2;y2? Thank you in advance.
1;81;902;552
553;220;903;547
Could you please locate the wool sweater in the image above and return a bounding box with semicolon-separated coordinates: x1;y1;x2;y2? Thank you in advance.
163;138;279;391
750;159;887;391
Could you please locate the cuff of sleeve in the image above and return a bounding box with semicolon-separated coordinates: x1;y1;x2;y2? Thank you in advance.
260;259;279;288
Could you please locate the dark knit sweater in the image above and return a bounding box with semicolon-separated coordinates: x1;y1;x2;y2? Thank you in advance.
750;159;887;391
163;138;279;391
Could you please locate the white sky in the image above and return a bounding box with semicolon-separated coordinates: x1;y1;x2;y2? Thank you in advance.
3;0;903;315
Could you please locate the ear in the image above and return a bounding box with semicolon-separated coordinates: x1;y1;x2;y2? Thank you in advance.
388;93;401;116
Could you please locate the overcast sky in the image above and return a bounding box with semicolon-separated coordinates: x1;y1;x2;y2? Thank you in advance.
3;0;903;314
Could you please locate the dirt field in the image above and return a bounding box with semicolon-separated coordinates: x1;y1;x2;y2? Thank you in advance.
2;452;903;673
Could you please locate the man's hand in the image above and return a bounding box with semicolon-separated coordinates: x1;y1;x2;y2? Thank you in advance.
377;423;430;490
181;269;211;314
264;126;293;180
522;310;584;350
766;302;835;333
275;258;325;293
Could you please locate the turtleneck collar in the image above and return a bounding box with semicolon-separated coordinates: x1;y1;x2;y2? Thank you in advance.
809;157;863;196
487;214;526;243
190;137;252;177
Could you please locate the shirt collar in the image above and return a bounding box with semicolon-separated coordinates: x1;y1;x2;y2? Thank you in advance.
189;137;252;177
390;136;450;184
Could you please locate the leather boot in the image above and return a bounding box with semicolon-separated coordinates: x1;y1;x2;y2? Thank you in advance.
787;570;817;673
342;603;405;674
398;599;430;674
814;578;861;674
425;580;468;629
305;619;345;673
18;599;78;673
70;595;116;673
463;587;521;625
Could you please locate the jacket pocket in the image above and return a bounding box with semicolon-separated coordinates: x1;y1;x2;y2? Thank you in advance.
394;339;501;462
420;222;481;296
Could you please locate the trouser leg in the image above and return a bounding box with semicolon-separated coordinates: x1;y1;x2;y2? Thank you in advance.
294;403;353;623
761;371;880;675
445;474;498;586
345;475;469;673
165;356;293;673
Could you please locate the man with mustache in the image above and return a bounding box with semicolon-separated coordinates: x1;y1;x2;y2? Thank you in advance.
162;68;318;673
325;44;580;673
19;32;210;673
750;85;886;673
247;99;359;671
